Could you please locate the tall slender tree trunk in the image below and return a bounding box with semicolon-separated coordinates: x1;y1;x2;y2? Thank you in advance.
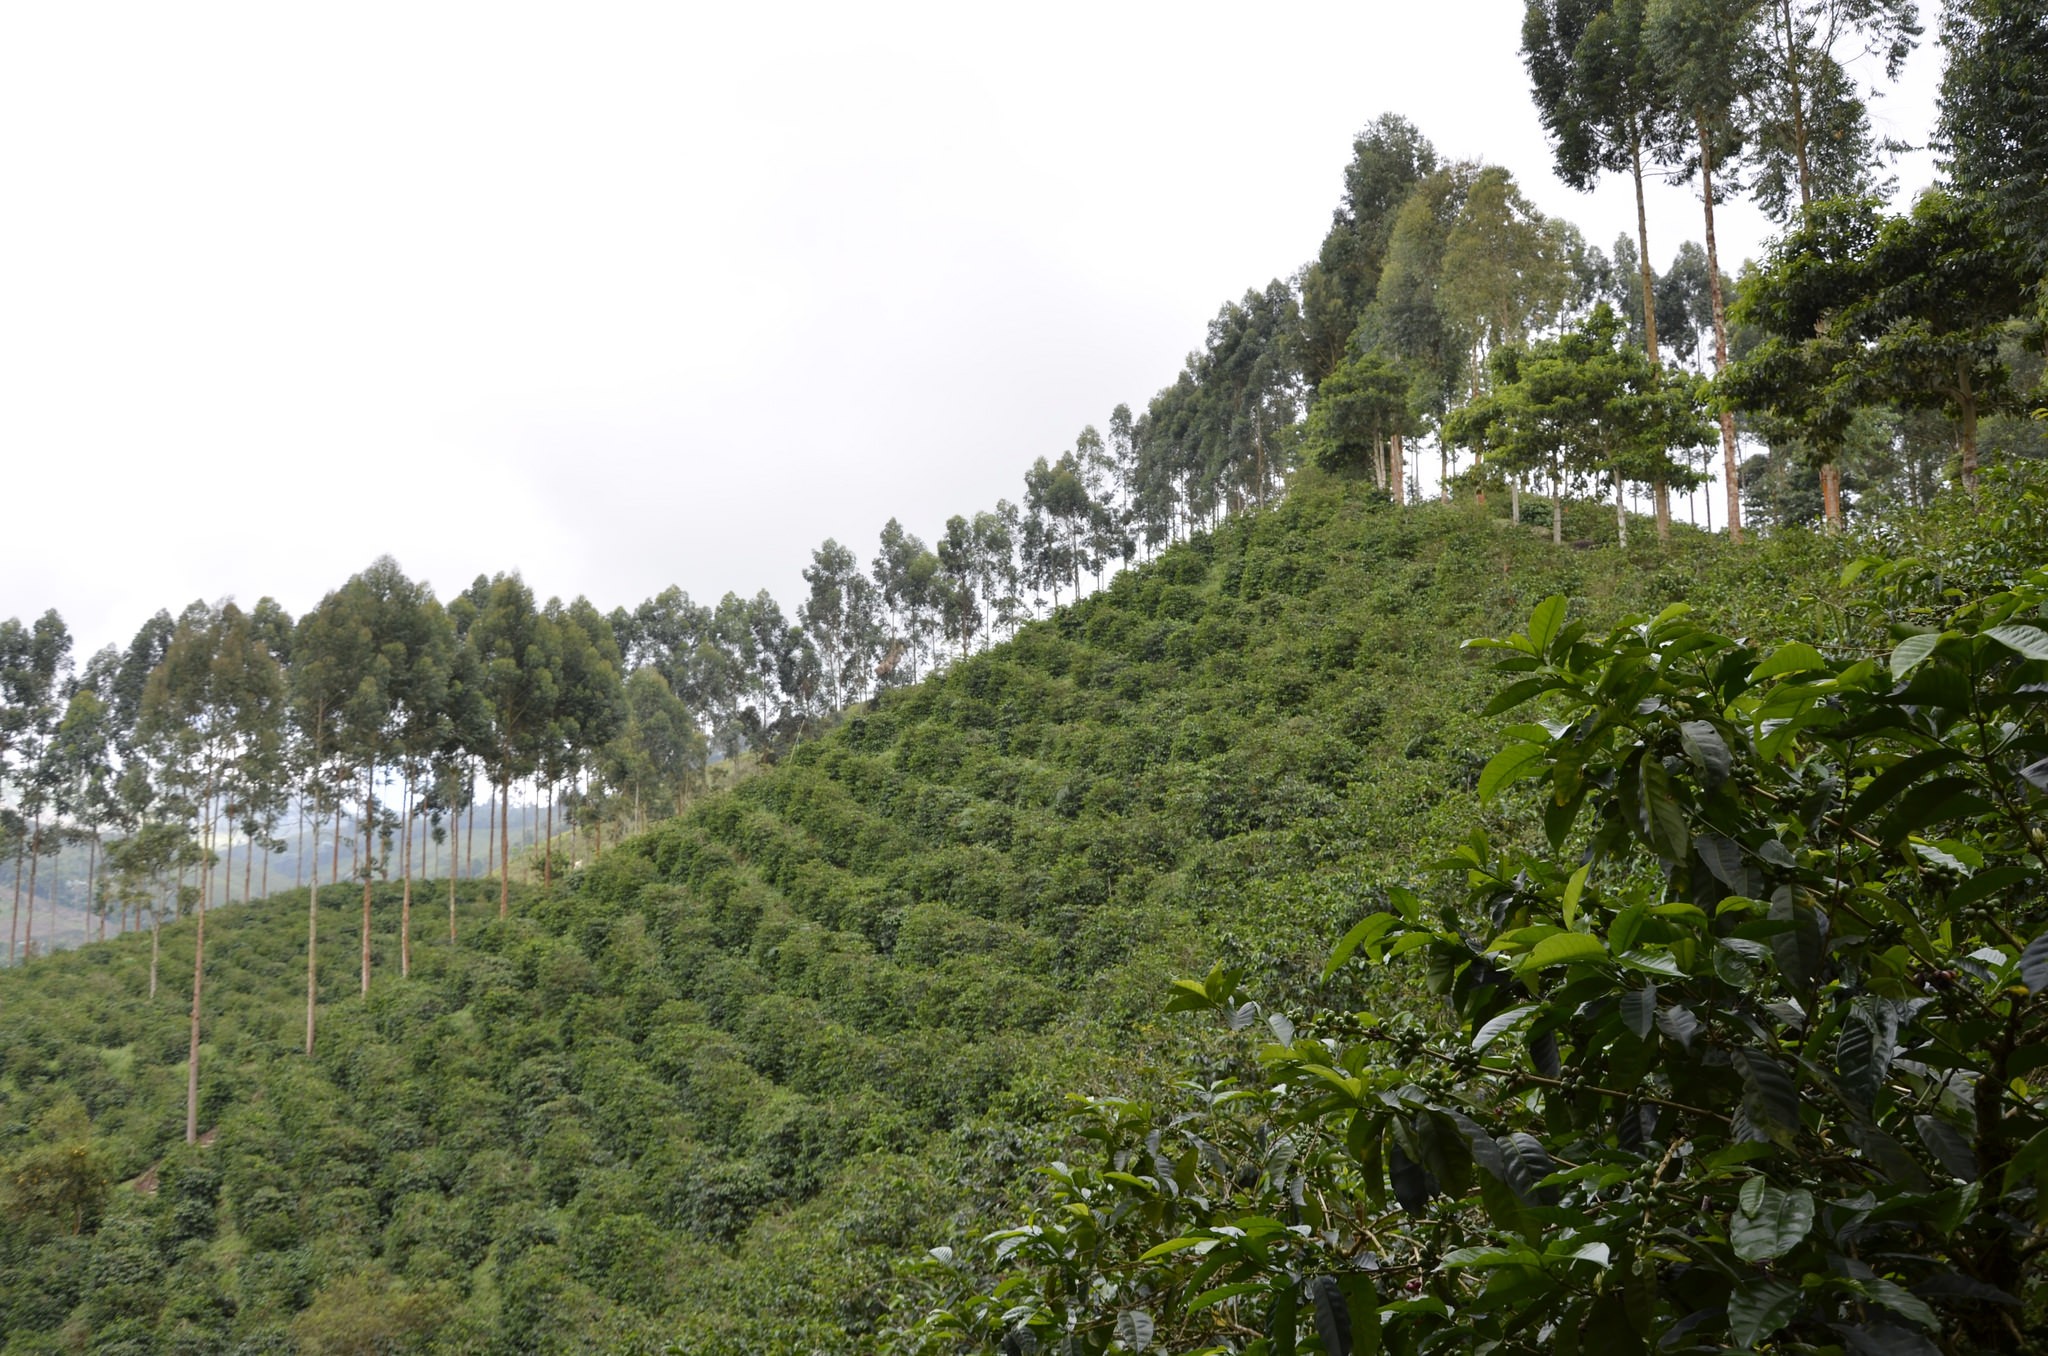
186;877;205;1144
399;778;412;980
1631;137;1662;367
150;894;162;999
307;785;320;1057
360;759;375;996
1615;474;1630;548
8;838;21;964
466;793;476;879
89;834;102;942
499;773;512;918
1698;116;1744;543
486;785;496;878
448;824;459;944
1552;459;1564;545
544;782;554;887
1780;0;1813;211
331;801;341;887
24;815;43;960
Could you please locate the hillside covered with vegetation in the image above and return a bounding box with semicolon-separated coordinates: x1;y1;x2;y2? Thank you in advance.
0;482;1862;1352
4;0;2046;1351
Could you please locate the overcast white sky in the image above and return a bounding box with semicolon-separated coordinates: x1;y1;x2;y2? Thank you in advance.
0;2;1944;659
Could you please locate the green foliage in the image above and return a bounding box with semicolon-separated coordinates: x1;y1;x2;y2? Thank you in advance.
901;476;2048;1354
0;482;1839;1352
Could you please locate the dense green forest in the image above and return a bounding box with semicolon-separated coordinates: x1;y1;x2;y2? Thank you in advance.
4;0;2046;1350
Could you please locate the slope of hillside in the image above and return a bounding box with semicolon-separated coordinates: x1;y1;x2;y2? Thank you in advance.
0;483;1847;1353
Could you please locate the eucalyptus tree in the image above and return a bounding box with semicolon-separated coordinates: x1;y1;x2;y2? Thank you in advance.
972;506;1022;644
1938;0;2048;286
1648;0;1766;540
1189;282;1304;512
1024;453;1090;603
51;649;121;940
1299;114;1440;385
1526;0;1681;361
292;579;380;1051
935;515;982;659
325;558;450;987
801;538;882;710
1439;167;1577;384
1364;163;1481;496
1106;405;1140;540
1304;348;1415;495
600;667;702;834
139;600;284;1143
537;595;624;884
1746;0;1918;221
383;586;455;976
466;572;554;916
873;519;942;684
3;611;72;962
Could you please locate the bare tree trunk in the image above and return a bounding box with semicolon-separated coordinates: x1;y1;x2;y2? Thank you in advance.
1699;116;1744;544
466;792;476;879
1393;433;1406;505
9;836;22;964
1632;134;1662;366
186;879;206;1144
361;758;375;996
399;777;412;980
89;833;102;942
1779;0;1813;210
448;827;459;944
1552;460;1564;545
1615;475;1630;548
150;894;162;999
1821;461;1843;529
544;780;553;887
486;784;496;878
499;774;512;918
307;790;320;1057
25;815;43;960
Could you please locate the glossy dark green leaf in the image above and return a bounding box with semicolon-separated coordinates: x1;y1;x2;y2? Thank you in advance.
1654;1004;1699;1049
1735;1050;1800;1141
1914;1113;1980;1179
1309;1275;1351;1356
1115;1309;1155;1353
2020;932;2048;996
1728;1277;1802;1348
1830;1318;1942;1356
1269;1277;1299;1356
1619;985;1656;1041
1848;747;1966;822
1694;834;1746;892
1985;623;2048;662
1636;752;1689;860
1678;719;1732;787
1387;1137;1429;1217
